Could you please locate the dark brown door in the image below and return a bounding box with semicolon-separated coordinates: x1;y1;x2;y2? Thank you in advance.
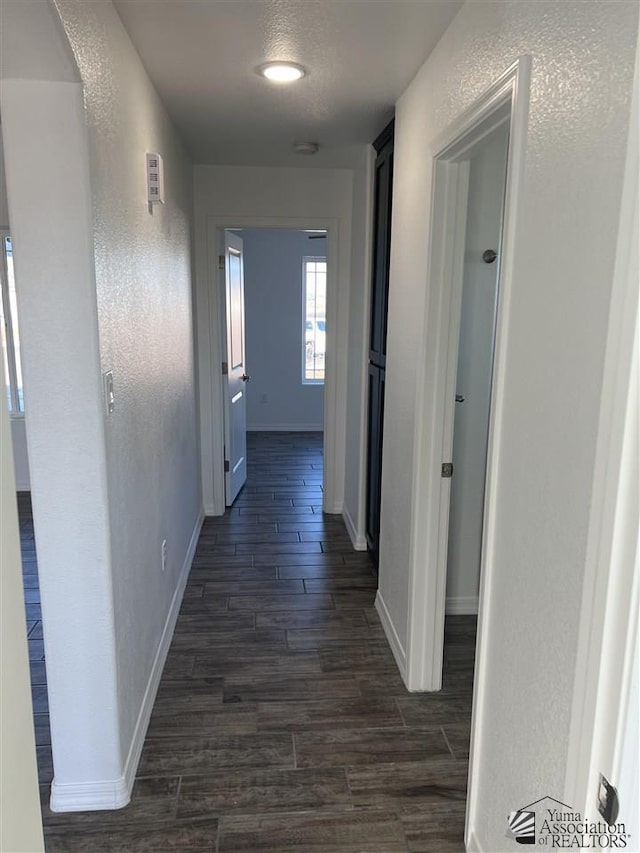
366;120;394;565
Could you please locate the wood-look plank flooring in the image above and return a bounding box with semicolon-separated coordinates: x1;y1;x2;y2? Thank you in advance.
26;433;476;852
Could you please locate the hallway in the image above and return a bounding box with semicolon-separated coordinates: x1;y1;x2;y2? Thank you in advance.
40;433;473;852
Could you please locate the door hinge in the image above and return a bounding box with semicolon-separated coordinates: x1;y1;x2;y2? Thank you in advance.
441;462;454;478
218;254;225;270
224;460;230;473
221;361;228;375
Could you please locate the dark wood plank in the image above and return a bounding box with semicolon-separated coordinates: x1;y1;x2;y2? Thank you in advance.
138;733;294;776
177;767;350;819
217;809;408;852
295;727;450;768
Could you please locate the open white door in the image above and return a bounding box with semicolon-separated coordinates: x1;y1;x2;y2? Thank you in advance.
222;231;248;505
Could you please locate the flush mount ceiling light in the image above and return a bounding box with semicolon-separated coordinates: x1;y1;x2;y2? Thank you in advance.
257;61;306;83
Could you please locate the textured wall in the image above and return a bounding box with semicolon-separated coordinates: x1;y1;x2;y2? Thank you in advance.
54;0;200;761
380;0;638;849
239;229;324;430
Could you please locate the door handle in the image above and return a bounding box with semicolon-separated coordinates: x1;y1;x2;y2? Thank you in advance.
455;394;465;403
241;373;251;383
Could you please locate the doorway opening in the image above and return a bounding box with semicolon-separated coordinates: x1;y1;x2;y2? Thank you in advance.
202;217;339;517
404;58;530;698
220;227;327;507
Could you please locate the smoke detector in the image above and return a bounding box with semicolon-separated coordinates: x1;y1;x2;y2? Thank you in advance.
293;142;319;156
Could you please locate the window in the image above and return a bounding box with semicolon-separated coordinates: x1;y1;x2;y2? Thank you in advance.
302;257;326;384
0;234;24;413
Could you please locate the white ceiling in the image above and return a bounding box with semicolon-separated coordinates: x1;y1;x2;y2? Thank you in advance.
113;0;463;167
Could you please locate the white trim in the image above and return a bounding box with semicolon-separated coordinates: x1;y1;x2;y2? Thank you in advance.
198;217;341;518
375;590;407;679
342;504;367;550
50;510;204;812
50;777;130;813
247;424;324;432
445;596;478;615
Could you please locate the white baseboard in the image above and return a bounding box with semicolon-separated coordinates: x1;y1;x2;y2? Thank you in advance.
121;509;204;791
247;424;324;432
446;595;478;615
342;505;367;550
50;777;130;812
375;590;407;678
50;510;204;813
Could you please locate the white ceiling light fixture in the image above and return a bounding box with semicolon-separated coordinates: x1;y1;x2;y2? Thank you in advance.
293;142;319;155
258;61;306;83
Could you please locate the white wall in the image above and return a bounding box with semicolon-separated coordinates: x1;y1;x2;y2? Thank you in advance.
1;0;200;811
53;0;201;782
378;1;638;850
0;364;43;850
1;0;123;809
446;124;509;613
239;228;324;431
194;165;353;514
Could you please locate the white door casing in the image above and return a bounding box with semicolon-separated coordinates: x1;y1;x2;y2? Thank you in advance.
222;231;248;505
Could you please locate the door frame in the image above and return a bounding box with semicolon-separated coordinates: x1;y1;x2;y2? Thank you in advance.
201;216;339;516
404;56;531;688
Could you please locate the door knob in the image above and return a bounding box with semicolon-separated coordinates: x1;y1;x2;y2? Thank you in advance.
241;373;251;383
455;394;465;403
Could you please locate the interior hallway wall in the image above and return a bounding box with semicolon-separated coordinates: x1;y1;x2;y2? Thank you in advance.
1;0;123;810
239;229;324;431
53;0;201;779
378;1;639;850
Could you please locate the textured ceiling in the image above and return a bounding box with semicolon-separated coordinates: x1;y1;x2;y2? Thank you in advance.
113;0;463;167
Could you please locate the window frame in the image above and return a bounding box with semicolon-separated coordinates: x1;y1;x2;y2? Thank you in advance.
301;255;327;386
0;230;24;416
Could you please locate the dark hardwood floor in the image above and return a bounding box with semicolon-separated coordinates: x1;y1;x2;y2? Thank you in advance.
25;432;475;852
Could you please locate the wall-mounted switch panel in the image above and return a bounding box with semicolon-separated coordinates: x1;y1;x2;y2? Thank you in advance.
104;371;115;415
146;153;165;204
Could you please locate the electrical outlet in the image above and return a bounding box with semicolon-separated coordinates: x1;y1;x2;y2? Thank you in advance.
161;539;167;572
